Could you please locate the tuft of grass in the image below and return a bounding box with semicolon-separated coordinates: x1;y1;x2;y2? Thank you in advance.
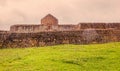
0;42;120;71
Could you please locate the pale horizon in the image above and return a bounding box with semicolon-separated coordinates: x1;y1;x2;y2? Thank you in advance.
0;0;120;30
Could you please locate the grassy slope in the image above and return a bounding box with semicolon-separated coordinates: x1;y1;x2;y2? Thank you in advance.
0;43;120;71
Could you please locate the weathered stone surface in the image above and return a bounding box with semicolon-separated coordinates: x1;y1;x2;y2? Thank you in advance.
9;14;120;33
0;29;120;48
79;23;120;29
41;14;58;26
0;32;10;48
1;14;120;48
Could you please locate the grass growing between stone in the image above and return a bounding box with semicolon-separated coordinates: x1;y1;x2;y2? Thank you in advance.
0;42;120;71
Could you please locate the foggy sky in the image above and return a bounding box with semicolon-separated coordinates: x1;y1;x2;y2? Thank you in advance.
0;0;120;30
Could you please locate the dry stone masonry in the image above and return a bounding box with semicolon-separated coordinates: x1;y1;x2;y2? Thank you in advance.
0;14;120;48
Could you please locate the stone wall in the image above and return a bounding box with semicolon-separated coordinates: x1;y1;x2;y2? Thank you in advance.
10;23;120;33
41;14;58;26
0;29;120;48
10;25;49;33
0;32;10;47
79;23;120;29
79;23;107;29
10;25;79;33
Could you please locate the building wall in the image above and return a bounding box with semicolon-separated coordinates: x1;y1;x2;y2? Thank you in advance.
41;14;58;26
9;14;120;33
57;25;78;31
10;24;79;33
79;23;120;29
10;23;120;33
10;25;51;33
0;30;8;33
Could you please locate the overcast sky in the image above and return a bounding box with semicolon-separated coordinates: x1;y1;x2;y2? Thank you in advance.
0;0;120;30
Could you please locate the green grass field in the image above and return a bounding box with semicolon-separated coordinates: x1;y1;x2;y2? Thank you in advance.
0;43;120;71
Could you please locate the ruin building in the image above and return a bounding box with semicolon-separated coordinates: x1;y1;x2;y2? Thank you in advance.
10;14;77;33
1;14;120;48
10;14;120;33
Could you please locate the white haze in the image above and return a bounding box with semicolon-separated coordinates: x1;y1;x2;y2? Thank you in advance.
0;0;120;30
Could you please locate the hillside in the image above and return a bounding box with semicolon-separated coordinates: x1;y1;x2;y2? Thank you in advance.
0;43;120;71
